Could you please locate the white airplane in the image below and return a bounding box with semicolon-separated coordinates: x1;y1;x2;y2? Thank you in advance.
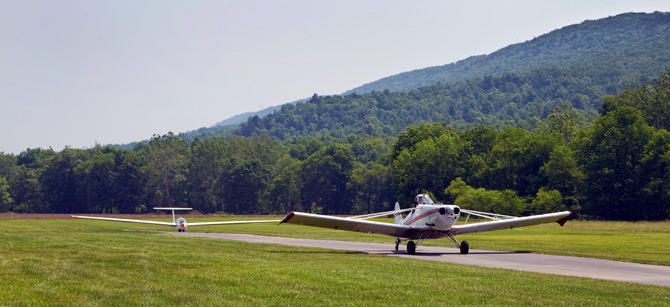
70;207;280;232
72;194;571;255
278;194;572;255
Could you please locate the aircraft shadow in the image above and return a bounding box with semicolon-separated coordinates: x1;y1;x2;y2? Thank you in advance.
268;250;366;255
388;250;532;256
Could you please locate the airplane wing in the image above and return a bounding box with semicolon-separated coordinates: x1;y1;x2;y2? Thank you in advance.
188;220;280;226
449;211;572;236
279;211;428;238
70;215;176;226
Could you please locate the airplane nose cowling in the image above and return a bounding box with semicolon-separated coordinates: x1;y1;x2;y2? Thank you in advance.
434;206;458;230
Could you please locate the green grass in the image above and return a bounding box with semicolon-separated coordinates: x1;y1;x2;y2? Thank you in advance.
1;218;669;306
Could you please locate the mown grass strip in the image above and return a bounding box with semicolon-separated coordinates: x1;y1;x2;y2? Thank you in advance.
1;219;669;306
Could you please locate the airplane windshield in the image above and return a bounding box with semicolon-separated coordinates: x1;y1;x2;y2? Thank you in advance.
415;194;434;205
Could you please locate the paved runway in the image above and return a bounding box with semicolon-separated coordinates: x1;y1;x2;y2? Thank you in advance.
172;232;670;287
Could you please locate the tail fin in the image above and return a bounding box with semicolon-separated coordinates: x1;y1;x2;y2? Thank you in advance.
393;202;403;225
154;207;193;225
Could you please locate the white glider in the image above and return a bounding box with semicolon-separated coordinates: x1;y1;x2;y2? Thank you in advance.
71;207;279;232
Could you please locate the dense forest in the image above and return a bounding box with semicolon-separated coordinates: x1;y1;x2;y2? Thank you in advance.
1;70;669;220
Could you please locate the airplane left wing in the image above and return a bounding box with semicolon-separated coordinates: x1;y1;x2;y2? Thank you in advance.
449;211;572;236
279;212;426;238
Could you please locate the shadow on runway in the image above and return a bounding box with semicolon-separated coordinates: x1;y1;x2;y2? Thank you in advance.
268;250;366;255
387;250;533;256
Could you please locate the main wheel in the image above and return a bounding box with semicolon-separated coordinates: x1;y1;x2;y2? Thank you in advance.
407;241;416;255
460;240;469;254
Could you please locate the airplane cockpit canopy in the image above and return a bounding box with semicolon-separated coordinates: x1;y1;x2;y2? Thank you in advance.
414;194;434;205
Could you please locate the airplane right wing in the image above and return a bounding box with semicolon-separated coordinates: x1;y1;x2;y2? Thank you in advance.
449;211;572;236
279;211;427;238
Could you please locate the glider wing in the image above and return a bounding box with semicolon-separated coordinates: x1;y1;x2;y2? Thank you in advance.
70;215;176;226
188;220;280;226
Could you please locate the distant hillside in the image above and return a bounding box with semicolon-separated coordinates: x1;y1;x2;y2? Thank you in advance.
212;98;308;127
234;12;670;140
127;12;670;147
345;12;670;94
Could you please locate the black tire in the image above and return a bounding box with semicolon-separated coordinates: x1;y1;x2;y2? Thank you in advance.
460;240;469;254
407;241;416;255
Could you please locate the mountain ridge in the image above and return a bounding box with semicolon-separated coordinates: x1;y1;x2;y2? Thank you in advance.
231;12;670;140
118;11;670;148
344;12;670;95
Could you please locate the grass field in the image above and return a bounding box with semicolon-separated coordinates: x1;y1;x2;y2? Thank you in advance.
1;218;669;306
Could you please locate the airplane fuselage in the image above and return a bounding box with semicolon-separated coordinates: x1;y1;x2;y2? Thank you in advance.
402;204;461;231
176;217;187;232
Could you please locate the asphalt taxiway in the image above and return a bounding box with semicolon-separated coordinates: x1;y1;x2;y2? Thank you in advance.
172;232;670;287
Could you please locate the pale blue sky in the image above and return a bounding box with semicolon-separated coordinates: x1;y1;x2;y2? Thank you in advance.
2;0;670;154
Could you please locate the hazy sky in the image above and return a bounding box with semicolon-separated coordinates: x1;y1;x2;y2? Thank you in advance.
2;0;670;154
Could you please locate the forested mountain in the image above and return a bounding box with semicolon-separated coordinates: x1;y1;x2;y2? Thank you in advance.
346;12;670;94
2;69;669;220
231;12;670;141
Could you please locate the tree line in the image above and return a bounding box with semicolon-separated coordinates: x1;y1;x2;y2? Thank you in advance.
1;71;669;220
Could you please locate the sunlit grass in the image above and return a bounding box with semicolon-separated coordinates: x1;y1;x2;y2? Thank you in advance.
1;219;669;306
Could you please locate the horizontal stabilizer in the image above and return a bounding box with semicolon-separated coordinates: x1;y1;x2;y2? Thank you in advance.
153;207;193;211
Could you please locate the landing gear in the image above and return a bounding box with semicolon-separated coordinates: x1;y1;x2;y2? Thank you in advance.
395;238;400;251
446;231;469;255
460;240;469;254
407;241;416;255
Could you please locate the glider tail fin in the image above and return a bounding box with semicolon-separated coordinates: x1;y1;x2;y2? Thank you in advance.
393;202;403;225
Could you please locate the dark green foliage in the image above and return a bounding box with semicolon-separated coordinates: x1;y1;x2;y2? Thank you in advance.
221;159;271;214
347;162;394;214
234;63;661;141
300;144;356;214
8;166;44;213
0;177;13;212
0;152;17;179
188;138;230;213
601;69;670;130
40;148;90;213
575;107;655;220
144;133;191;207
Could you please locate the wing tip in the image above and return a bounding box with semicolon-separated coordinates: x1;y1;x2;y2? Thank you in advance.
556;211;572;227
70;215;77;219
279;211;295;224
